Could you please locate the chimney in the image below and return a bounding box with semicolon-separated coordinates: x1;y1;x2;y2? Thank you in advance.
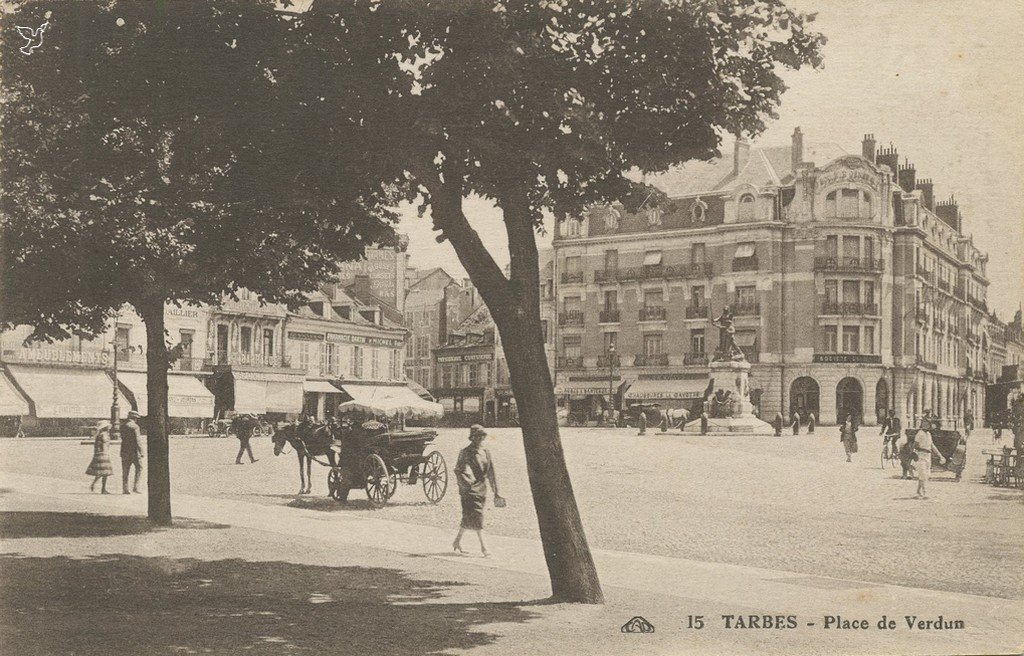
352;274;372;298
733;135;750;176
915;179;934;211
861;133;876;163
790;127;803;172
876;144;898;175
897;159;916;193
935;196;960;231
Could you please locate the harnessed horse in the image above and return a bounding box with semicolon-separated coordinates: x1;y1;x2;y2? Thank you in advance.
272;420;339;495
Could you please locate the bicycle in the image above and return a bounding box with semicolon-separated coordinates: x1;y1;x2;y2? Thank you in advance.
880;435;900;469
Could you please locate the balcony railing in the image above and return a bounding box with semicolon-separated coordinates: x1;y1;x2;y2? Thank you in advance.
214;351;291;368
598;308;621;323
968;295;988;312
560;271;584;284
556;356;584;369
596;354;620;367
731;257;759;272
916;356;938;370
639;306;667;321
732;302;761;316
666;262;714;278
634;353;669;367
937;279;951;292
813;256;884;272
684;352;709;365
821;301;878;316
685;305;709;319
558;311;584;326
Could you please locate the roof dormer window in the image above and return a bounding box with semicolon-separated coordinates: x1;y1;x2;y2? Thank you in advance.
824;188;871;219
737;193;755;221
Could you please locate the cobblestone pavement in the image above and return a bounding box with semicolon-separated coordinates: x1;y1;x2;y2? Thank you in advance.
1;426;1021;599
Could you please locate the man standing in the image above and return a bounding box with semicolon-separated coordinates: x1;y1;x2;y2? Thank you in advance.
120;410;144;494
807;411;816;434
791;409;801;436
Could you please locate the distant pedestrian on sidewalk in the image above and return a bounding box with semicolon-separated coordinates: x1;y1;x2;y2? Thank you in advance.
453;425;504;557
911;426;945;499
85;420;114;494
840;415;858;462
637;410;647;435
773;411;783;437
232;414;259;464
791;410;801;436
807;412;816;434
120;411;145;494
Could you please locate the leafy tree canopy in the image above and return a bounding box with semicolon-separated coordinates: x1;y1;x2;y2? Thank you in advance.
1;0;400;342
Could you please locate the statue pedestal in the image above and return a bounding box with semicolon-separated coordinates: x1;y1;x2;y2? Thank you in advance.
683;359;774;435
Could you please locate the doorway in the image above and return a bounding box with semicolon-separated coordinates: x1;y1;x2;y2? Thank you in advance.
836;377;864;424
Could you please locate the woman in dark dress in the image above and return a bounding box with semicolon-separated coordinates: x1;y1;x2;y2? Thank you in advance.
452;425;503;557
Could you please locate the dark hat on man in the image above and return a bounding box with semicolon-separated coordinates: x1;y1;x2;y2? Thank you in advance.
469;424;487;441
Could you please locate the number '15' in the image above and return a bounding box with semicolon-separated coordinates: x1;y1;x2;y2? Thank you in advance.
687;615;705;629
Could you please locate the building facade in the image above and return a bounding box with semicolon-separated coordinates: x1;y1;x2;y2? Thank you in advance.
551;129;991;426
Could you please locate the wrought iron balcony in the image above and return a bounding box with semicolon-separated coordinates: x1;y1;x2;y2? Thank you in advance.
821;301;878;316
634;353;669;366
732;302;761;317
558;311;584;326
599;308;621;323
596;354;620;367
560;271;584;284
556;356;584;369
639;306;667;321
684;352;709;365
813;256;884;272
685;305;709;319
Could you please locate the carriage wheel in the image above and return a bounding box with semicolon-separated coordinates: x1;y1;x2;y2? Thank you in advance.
327;468;343;500
364;454;392;508
207;423;217;437
386;472;399;499
421;450;448;504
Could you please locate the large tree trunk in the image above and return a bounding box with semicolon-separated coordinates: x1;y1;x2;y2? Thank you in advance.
140;297;172;525
425;175;603;603
498;302;604;603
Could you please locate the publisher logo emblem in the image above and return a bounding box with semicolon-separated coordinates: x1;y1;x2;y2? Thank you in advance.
621;616;655;633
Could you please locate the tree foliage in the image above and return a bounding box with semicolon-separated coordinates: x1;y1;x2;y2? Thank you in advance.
1;0;399;339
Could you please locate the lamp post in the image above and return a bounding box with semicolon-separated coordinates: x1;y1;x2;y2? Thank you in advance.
109;334;121;442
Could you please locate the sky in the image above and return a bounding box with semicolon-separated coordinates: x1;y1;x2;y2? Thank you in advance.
397;0;1024;319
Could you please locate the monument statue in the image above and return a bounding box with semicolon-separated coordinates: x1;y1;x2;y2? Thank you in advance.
711;306;745;361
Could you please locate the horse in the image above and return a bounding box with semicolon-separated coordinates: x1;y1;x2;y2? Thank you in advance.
272;420;339;495
661;408;691;431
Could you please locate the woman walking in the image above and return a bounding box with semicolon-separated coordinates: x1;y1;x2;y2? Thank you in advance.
912;426;946;499
840;414;858;462
452;425;504;557
86;420;114;494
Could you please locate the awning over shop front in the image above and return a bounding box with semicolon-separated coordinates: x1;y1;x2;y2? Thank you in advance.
406;379;434;401
117;372;215;418
624;378;708;401
0;370;29;416
233;371;304;415
6;365;130;418
302;379;344;394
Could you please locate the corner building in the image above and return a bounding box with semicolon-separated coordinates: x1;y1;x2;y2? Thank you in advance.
552;129;991;426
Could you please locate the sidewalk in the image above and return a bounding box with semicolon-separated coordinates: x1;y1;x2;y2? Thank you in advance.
1;470;1022;655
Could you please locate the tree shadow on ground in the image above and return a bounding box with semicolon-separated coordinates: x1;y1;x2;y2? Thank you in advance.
0;511;228;539
286;497;434;513
0;553;538;656
987;492;1024;501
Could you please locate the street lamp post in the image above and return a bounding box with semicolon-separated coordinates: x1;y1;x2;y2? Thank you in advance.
110;335;121;442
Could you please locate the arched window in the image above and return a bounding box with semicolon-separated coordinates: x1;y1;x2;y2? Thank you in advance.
825;188;872;219
737;193;755;221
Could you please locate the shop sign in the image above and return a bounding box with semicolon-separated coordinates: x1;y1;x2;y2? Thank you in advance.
555;385;612;396
289;331;325;342
626;390;702;400
168;307;202;319
812;354;882;364
2;347;110;367
325;332;401;347
437;353;491;363
569;375;621;382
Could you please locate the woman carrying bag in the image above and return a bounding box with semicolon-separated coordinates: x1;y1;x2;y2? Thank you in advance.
452;425;505;557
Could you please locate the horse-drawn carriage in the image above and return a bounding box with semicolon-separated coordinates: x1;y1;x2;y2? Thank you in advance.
894;421;967;481
273;388;447;507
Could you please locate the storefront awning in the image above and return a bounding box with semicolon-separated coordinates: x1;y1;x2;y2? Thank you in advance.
233;371;304;415
302;379;344;394
117;372;215;418
406;379;434;401
624;378;709;401
0;370;29;416
6;365;130;418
